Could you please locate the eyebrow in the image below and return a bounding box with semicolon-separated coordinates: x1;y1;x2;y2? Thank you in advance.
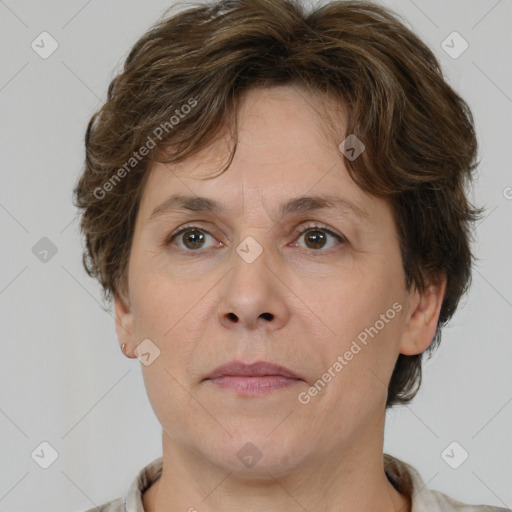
148;193;368;222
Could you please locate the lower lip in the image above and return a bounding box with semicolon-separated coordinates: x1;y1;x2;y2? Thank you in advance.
207;376;301;395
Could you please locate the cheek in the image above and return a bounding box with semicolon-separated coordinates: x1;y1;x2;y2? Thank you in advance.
129;271;210;440
297;264;406;399
129;261;218;381
293;261;403;345
129;256;211;336
140;361;213;448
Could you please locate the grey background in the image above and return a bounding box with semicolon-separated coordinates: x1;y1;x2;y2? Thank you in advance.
0;0;511;510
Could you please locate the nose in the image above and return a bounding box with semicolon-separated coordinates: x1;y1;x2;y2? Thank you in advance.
217;242;290;331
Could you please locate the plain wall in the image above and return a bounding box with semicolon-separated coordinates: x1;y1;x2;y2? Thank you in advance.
0;0;510;510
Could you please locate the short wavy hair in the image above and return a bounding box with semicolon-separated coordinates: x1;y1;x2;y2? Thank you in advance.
73;0;480;408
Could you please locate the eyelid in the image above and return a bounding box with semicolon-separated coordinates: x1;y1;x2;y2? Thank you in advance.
292;221;346;241
165;223;216;245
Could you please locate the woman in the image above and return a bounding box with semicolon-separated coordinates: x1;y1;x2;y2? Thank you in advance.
74;0;509;510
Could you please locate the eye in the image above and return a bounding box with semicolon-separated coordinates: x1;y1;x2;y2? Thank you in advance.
165;222;346;254
290;223;346;251
166;225;222;252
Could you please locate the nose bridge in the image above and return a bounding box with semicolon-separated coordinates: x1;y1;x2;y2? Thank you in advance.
229;230;272;302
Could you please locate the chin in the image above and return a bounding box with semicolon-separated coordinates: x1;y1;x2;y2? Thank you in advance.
199;429;309;478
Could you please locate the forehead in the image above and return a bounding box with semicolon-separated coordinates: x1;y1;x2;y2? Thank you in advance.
137;85;378;223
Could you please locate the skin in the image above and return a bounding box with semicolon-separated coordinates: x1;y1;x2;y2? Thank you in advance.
114;84;445;512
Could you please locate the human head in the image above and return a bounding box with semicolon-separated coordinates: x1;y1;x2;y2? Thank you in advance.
73;0;479;410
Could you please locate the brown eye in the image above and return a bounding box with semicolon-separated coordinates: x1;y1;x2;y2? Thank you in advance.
292;224;345;251
167;226;218;252
303;229;328;249
181;228;206;249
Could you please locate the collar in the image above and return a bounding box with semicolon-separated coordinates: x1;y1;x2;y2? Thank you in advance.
120;454;501;512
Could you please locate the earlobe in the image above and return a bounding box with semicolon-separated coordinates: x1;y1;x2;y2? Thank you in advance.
399;276;447;356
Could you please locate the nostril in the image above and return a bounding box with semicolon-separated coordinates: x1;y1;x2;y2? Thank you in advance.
260;312;274;321
227;312;238;322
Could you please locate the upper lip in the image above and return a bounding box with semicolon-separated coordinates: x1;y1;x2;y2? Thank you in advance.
205;360;303;380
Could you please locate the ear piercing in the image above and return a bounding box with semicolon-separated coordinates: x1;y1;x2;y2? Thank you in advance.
121;343;137;359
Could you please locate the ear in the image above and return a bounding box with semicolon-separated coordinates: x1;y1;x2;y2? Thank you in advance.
113;289;137;349
399;276;447;356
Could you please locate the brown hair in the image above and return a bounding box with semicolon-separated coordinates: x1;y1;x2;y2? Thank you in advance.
73;0;480;408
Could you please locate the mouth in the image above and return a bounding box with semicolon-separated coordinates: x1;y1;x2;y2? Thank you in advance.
204;360;304;396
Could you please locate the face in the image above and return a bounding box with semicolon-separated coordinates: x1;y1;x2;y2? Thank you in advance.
115;84;442;477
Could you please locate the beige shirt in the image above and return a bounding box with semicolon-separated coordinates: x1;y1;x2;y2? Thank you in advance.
84;454;511;511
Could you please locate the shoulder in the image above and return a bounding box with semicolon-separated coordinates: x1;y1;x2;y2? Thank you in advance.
80;497;125;512
428;489;510;512
77;456;163;512
384;454;511;512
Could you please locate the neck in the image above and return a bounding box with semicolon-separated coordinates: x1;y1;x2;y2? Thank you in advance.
142;416;410;512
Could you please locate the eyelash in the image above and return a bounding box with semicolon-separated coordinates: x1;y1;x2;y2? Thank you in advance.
165;222;347;255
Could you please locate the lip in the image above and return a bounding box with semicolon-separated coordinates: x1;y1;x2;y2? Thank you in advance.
205;360;303;380
204;361;304;396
